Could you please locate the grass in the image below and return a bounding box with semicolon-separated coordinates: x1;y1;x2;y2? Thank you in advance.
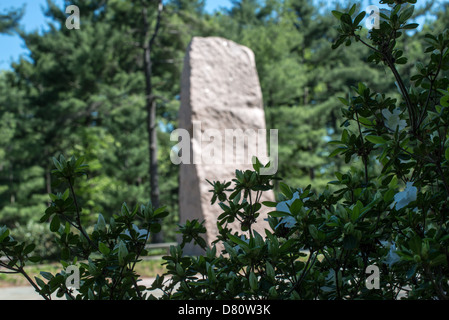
0;259;167;288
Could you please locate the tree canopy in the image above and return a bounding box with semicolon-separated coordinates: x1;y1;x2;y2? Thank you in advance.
0;0;442;245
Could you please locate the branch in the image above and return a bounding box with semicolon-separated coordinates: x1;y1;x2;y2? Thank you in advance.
0;255;51;299
354;33;417;133
68;180;98;251
128;226;153;300
141;0;163;51
355;110;369;186
414;0;435;18
0;260;19;274
384;55;417;133
149;0;163;51
17;266;51;300
417;48;445;128
354;34;381;54
288;250;317;296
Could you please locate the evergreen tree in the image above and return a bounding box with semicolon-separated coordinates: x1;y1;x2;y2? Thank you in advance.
0;5;24;34
7;0;147;226
211;0;401;194
0;0;443;247
0;0;211;242
0;71;48;227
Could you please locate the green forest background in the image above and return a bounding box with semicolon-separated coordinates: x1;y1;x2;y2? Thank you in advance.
0;0;447;260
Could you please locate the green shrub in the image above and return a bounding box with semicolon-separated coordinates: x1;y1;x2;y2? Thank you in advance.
154;0;449;300
0;154;169;300
1;0;449;300
12;221;60;262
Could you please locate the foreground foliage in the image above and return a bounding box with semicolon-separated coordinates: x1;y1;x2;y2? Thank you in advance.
1;0;449;299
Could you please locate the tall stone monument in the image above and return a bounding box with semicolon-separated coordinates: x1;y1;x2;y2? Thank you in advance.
176;37;275;255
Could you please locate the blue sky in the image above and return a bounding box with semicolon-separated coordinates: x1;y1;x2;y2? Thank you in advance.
0;0;61;69
0;0;437;71
0;0;233;70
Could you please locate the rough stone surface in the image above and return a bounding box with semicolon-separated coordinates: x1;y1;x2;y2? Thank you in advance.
178;36;275;255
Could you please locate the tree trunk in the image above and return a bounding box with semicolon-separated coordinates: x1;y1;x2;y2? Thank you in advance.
9;163;14;205
142;1;163;243
46;167;52;206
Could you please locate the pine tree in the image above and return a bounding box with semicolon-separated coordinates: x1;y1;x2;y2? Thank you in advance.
7;0;147;225
211;0;399;194
0;0;211;242
0;71;48;226
0;5;24;34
